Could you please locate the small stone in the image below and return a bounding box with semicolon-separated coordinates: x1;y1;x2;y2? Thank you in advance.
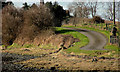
55;64;59;66
92;58;98;62
50;67;56;70
23;49;30;51
48;62;51;64
99;56;106;59
40;67;44;69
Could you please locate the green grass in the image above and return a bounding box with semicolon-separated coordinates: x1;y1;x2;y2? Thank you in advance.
6;43;22;49
3;43;59;56
56;27;109;56
5;43;58;50
55;27;89;48
63;25;110;39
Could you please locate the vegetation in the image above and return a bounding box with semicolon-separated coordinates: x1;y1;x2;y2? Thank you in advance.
0;1;14;8
91;16;105;24
103;2;120;21
55;27;119;57
68;2;98;18
2;1;119;71
22;2;30;10
2;1;119;56
2;4;55;46
118;22;120;47
45;2;69;27
2;5;23;46
55;27;89;49
63;25;119;49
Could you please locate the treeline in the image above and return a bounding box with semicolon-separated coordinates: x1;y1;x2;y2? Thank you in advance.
45;2;69;27
68;2;119;21
2;1;69;46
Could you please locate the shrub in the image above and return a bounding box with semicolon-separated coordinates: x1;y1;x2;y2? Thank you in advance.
14;5;55;45
91;16;105;24
2;5;55;46
2;5;23;46
20;5;54;40
24;5;54;30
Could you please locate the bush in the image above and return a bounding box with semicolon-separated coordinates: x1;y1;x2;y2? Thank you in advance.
2;5;23;46
24;5;54;30
91;16;104;24
14;5;55;45
2;5;54;46
19;5;54;40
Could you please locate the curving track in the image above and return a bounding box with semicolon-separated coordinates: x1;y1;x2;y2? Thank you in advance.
63;27;108;50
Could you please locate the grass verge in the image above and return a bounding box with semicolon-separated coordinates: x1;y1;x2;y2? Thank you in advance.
55;27;89;49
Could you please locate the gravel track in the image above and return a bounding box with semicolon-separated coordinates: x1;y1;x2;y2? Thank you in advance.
63;27;108;50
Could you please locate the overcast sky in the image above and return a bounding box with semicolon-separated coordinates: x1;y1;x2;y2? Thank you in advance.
4;0;120;20
6;0;120;8
6;0;120;2
6;0;72;9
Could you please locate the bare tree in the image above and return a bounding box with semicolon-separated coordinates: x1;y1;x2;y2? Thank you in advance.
68;1;99;18
103;2;119;21
68;2;90;18
105;2;114;21
88;2;98;17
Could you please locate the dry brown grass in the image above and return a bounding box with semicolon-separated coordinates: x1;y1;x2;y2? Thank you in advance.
15;52;119;70
2;47;57;56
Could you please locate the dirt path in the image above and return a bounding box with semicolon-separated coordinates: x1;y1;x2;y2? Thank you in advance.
63;27;108;50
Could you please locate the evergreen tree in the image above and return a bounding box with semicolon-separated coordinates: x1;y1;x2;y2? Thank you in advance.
45;2;68;27
22;2;30;10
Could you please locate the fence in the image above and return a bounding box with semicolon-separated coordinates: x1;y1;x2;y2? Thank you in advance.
110;36;119;44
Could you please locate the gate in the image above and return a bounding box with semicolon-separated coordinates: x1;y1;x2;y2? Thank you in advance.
110;36;119;44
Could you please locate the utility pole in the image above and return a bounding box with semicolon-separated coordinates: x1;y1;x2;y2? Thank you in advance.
110;0;118;45
113;0;115;25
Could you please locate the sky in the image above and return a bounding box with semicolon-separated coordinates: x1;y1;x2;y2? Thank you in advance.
5;0;120;2
6;0;71;9
5;0;120;8
5;0;120;20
